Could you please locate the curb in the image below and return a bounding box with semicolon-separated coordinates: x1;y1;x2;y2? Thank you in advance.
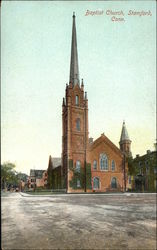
19;192;157;198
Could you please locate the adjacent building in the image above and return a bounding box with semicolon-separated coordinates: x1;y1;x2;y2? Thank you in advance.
47;156;62;189
128;145;157;192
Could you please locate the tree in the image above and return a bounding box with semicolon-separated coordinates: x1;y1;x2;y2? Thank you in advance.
47;167;53;189
127;156;138;176
16;172;28;182
47;155;54;189
1;162;18;189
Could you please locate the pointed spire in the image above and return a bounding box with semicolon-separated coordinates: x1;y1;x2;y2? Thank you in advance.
81;78;84;87
69;12;80;86
62;97;65;106
120;121;130;142
81;78;84;90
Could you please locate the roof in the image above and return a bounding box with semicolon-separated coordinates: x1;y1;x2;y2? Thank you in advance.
30;169;45;178
89;133;123;157
120;121;131;142
52;157;61;169
134;150;157;162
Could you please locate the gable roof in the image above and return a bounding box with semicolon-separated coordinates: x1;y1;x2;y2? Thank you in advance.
47;156;61;171
30;169;45;178
89;133;123;156
52;157;61;168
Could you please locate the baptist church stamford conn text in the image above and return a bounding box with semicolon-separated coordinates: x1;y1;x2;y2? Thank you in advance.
85;9;152;17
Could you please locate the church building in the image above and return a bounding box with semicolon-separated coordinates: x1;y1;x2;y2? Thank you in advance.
60;13;132;193
48;13;132;193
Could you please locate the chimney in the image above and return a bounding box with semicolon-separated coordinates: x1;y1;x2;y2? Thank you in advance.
147;150;151;154
89;137;93;144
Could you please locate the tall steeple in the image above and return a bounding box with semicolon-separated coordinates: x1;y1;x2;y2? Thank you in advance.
119;121;132;156
62;13;89;192
69;12;80;86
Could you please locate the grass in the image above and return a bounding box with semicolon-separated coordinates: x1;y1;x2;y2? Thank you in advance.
23;190;66;195
26;192;56;195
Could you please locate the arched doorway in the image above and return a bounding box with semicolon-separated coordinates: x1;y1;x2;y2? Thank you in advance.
111;177;117;189
93;177;100;190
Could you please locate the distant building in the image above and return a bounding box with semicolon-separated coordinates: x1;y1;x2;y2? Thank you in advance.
19;180;26;191
28;169;47;189
128;147;157;192
17;173;28;191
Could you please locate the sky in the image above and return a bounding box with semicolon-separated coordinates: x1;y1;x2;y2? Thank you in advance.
2;1;156;175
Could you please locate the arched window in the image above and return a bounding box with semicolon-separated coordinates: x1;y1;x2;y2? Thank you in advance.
111;177;117;189
93;177;100;189
100;154;108;170
76;118;80;131
111;160;115;171
93;160;97;170
75;95;79;105
77;179;81;188
76;160;81;172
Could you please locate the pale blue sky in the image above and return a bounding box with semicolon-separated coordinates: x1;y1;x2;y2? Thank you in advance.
2;1;156;174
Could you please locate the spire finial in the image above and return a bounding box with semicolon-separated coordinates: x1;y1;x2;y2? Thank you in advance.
73;12;75;17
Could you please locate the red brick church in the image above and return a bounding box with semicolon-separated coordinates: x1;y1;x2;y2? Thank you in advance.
48;13;132;193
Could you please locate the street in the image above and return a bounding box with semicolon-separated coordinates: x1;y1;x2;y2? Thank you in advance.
1;192;156;249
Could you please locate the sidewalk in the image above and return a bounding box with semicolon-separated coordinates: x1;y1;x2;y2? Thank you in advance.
19;191;157;198
19;191;126;198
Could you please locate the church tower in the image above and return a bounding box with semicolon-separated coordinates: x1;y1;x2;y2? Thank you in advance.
119;121;132;157
62;13;89;192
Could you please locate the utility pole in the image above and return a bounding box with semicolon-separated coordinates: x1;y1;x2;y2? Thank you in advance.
84;92;87;193
124;153;126;192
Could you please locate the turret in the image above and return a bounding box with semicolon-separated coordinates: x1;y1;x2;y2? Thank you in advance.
81;78;84;90
119;121;132;157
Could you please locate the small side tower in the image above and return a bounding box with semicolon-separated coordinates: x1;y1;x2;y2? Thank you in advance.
119;121;132;157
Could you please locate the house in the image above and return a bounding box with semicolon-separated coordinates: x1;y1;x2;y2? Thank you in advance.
28;169;47;189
